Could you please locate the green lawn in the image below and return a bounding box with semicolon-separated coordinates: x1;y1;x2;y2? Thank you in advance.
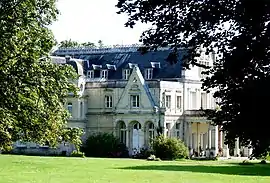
0;155;270;183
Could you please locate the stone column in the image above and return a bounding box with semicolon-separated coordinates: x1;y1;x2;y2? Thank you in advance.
225;144;230;158
248;147;253;157
208;126;212;149
219;130;223;156
126;129;129;148
234;138;240;157
222;132;230;158
189;122;192;149
196;89;201;109
214;125;219;156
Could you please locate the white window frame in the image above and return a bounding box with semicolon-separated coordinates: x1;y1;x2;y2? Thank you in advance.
87;70;94;79
165;95;171;108
101;70;108;79
145;68;153;80
105;95;113;108
131;95;140;108
176;96;182;109
123;69;130;80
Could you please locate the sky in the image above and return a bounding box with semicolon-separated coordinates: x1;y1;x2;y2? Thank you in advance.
50;0;149;46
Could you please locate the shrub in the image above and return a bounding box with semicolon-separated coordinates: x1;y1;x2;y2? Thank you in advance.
133;147;154;159
152;135;189;160
71;150;85;158
81;132;129;158
260;160;267;164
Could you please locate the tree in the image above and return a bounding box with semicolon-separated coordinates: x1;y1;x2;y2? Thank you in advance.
81;42;96;48
59;39;96;48
116;0;270;157
0;0;81;151
98;40;104;48
59;39;81;48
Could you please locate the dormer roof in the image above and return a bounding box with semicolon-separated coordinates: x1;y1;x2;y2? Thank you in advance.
53;46;187;80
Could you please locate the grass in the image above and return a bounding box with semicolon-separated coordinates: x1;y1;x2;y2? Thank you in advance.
0;155;270;183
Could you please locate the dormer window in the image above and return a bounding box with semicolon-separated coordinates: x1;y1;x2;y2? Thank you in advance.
123;69;130;80
150;62;161;68
101;70;108;79
87;70;94;79
145;68;153;80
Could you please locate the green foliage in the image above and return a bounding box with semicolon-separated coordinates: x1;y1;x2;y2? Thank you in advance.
260;160;267;164
70;150;85;158
152;135;188;160
82;133;129;158
61;128;83;151
0;0;81;151
116;0;270;157
58;39;98;48
132;147;154;159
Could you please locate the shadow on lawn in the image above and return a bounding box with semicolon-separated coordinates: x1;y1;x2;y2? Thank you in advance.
118;164;270;176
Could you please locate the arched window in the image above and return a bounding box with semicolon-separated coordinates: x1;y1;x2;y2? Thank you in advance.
149;123;155;144
133;122;141;130
67;103;72;116
119;122;126;144
80;102;83;118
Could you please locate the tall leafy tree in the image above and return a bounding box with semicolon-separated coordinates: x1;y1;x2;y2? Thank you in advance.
117;0;270;157
0;0;81;150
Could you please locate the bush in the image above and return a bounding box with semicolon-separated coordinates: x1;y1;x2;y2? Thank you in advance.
260;160;267;164
71;150;85;158
133;147;154;159
152;135;189;160
81;133;129;158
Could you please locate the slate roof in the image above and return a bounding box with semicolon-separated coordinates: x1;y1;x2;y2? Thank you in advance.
52;46;187;80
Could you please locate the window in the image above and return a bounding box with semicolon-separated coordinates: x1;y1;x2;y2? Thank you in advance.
131;95;140;108
145;68;153;80
149;123;155;145
101;70;108;79
176;96;182;109
105;95;113;108
165;95;171;108
123;69;130;80
166;123;170;137
201;93;207;109
67;103;72;116
119;122;126;144
191;92;196;109
80;102;83;118
176;123;181;138
87;70;94;79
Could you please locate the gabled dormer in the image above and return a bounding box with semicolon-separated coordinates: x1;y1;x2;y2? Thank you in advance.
122;63;138;80
144;68;153;80
150;62;161;69
100;69;108;79
87;70;94;79
123;69;131;80
92;64;102;78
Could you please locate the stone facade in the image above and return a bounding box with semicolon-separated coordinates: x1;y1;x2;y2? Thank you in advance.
12;46;252;157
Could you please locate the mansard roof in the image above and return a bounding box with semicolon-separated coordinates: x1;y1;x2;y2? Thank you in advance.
52;46;187;80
